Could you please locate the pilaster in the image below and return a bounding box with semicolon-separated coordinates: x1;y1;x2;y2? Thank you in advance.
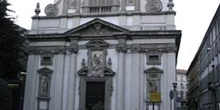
76;0;81;13
23;55;39;110
135;0;140;11
50;54;65;110
130;44;141;110
121;0;126;12
116;36;127;110
67;39;78;110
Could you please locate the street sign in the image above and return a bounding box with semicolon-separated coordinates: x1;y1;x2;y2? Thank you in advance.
150;92;161;102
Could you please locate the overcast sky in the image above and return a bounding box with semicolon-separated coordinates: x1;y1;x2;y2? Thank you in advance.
7;0;220;70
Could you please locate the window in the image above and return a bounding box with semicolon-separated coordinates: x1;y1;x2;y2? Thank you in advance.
41;55;53;66
180;91;184;99
147;54;161;65
180;76;183;81
181;83;184;89
89;0;113;13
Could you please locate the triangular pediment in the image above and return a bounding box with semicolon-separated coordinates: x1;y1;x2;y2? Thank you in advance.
64;18;129;37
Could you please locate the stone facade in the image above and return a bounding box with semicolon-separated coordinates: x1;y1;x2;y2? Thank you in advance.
23;0;181;110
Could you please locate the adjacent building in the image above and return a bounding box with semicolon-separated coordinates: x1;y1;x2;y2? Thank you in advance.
187;4;220;110
176;69;188;109
23;0;181;110
186;53;200;110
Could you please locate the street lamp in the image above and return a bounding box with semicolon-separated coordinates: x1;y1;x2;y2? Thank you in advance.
173;82;177;110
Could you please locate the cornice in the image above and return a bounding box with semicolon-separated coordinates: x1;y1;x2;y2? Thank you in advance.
31;11;176;20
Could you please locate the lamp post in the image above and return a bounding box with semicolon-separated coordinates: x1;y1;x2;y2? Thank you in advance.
169;90;174;110
173;82;177;110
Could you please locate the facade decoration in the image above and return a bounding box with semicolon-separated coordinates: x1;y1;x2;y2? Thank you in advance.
145;67;163;99
34;2;41;16
68;0;77;9
44;4;59;17
167;0;174;11
44;0;61;16
24;0;181;110
145;0;163;12
37;67;53;98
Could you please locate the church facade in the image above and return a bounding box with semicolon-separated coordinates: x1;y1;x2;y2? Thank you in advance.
23;0;181;110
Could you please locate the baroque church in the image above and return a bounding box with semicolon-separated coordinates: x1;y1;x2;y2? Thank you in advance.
23;0;181;110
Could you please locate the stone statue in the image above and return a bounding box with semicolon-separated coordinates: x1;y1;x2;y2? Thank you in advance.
41;75;49;95
92;54;102;72
148;80;157;92
89;54;103;77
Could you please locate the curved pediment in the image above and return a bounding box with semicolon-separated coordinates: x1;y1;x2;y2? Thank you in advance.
37;67;53;73
86;40;109;48
77;66;115;77
64;18;129;37
144;67;163;74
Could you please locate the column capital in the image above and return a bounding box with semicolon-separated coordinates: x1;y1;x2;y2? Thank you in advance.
116;36;127;53
69;39;78;53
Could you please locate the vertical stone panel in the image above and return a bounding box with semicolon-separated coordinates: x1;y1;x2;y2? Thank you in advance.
130;53;140;110
67;53;77;110
116;52;125;110
50;54;65;110
62;54;71;110
23;55;39;110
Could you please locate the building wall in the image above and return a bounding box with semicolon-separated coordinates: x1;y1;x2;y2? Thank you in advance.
186;4;220;110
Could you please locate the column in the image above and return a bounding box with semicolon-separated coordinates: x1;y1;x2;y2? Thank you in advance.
116;37;127;110
67;39;78;110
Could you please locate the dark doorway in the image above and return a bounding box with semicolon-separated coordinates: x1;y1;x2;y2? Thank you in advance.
86;82;105;110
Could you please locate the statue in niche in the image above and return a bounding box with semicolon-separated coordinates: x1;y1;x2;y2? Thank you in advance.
40;75;49;96
89;53;103;77
148;80;158;92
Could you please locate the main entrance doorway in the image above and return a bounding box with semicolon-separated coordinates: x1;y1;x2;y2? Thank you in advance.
86;82;105;110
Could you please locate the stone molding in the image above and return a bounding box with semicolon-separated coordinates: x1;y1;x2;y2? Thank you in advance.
28;43;177;55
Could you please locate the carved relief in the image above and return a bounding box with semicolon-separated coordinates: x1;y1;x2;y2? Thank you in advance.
145;0;162;12
89;51;104;77
45;4;59;16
